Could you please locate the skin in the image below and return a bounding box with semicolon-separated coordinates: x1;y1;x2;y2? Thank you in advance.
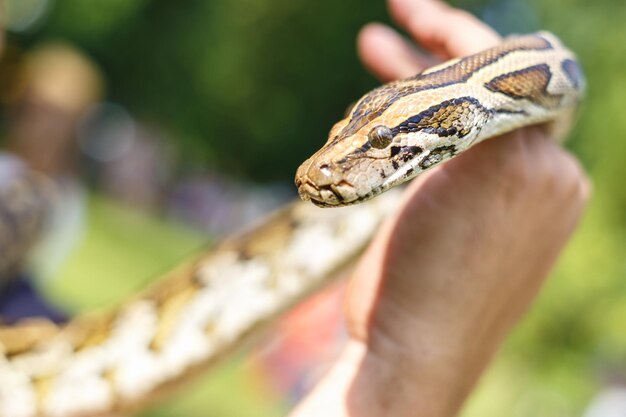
291;0;590;416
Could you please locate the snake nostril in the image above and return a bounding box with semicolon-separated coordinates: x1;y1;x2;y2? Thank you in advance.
319;164;331;177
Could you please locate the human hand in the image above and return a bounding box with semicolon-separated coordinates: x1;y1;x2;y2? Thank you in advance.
292;1;590;416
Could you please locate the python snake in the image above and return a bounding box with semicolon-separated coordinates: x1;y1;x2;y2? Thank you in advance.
0;32;583;417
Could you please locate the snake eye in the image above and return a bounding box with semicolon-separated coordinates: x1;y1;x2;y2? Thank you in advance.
368;125;393;149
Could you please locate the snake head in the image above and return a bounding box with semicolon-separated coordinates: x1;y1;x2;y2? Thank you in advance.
295;83;489;207
295;32;589;207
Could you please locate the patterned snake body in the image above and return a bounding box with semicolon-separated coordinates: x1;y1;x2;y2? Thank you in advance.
0;32;583;417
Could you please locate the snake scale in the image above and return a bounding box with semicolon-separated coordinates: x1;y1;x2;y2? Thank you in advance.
0;32;584;417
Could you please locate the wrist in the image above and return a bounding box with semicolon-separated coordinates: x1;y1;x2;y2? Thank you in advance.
347;293;505;417
291;335;482;417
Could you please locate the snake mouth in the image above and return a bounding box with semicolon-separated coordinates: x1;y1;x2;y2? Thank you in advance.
295;178;315;202
296;178;357;207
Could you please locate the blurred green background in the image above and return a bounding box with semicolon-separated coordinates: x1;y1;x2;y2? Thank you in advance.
2;0;626;416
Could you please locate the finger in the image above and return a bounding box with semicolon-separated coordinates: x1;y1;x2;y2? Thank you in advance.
388;0;501;58
357;23;434;82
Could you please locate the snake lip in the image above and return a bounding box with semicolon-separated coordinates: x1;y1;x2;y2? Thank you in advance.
309;197;334;208
296;179;318;202
314;182;357;207
324;184;345;203
296;177;357;207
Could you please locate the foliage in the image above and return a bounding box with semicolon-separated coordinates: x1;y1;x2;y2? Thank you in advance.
41;0;388;180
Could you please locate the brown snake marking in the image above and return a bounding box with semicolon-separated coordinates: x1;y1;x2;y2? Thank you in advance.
485;63;563;107
334;34;554;143
392;96;494;138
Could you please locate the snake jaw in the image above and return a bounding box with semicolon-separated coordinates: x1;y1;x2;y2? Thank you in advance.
296;176;358;207
294;178;313;202
295;155;359;206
